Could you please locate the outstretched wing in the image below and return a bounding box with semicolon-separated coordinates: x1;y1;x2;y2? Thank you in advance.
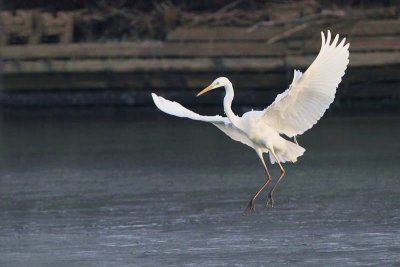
151;93;254;148
152;93;229;123
262;30;350;137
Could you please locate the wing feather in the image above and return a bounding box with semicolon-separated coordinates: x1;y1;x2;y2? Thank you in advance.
152;93;229;124
262;30;350;137
152;93;254;149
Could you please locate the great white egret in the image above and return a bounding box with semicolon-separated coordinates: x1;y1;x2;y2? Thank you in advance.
152;30;349;214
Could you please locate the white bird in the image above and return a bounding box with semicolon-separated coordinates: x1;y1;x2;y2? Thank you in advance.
152;30;349;214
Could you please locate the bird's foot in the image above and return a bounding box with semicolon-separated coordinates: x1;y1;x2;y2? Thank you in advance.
243;199;255;215
265;192;274;207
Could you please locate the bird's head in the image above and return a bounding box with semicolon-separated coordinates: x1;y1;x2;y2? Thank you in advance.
197;77;231;97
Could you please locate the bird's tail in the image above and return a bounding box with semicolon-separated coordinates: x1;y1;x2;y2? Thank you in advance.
269;140;305;164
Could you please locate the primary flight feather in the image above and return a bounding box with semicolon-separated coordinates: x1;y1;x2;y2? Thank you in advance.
152;30;350;214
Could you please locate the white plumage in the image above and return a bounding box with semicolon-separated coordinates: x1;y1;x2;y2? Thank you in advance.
262;31;349;137
152;30;350;213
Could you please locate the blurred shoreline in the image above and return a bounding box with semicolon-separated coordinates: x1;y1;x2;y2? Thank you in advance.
1;1;399;108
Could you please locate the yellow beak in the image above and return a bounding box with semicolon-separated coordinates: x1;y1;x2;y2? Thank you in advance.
196;84;215;97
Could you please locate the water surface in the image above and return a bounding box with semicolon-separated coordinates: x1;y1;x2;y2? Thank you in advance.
0;108;399;266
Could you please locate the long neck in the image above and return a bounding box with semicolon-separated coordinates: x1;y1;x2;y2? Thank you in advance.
223;83;241;128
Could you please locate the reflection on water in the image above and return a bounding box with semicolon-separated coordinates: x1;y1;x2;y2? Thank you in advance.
0;108;399;266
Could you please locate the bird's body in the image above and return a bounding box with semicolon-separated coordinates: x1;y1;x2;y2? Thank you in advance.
219;105;305;163
152;31;349;214
239;110;303;158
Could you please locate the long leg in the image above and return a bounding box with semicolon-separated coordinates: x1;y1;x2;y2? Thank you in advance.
266;149;286;207
243;151;272;215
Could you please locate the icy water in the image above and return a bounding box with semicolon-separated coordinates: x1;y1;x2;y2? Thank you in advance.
0;108;399;267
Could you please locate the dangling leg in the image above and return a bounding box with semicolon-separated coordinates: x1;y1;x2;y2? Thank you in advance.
243;151;273;215
266;149;286;207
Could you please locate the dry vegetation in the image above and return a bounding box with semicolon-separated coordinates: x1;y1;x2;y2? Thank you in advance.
3;0;400;42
